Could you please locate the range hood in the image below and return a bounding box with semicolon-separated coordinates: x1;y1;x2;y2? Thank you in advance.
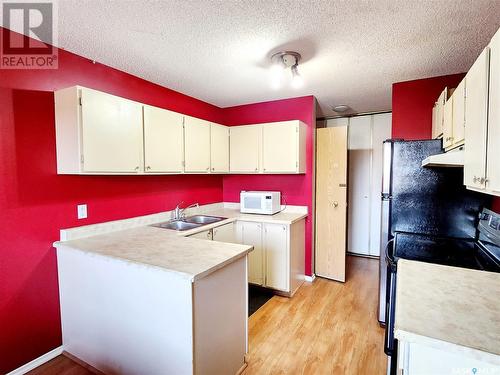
421;146;464;167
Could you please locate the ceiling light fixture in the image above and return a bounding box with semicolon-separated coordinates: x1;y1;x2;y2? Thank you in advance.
332;104;350;113
270;51;303;89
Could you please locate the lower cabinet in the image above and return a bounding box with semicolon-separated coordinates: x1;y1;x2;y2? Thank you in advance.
236;219;305;295
212;222;236;242
189;229;213;240
397;341;500;375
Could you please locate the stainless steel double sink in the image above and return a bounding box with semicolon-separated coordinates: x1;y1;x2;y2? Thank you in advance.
151;215;227;231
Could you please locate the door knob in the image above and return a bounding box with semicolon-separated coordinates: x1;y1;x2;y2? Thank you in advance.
333;201;339;208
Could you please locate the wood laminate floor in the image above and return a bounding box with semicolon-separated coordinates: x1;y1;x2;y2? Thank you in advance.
28;256;386;375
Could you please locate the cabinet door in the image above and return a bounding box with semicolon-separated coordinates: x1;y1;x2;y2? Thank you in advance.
212;222;235;243
80;88;143;173
237;222;263;285
184;116;211;173
452;79;466;146
229;125;261;173
464;47;490;190
210;123;229;173
442;98;454;149
264;223;288;291
431;104;438;139
262;121;298;173
487;29;500;195
143;106;184;173
190;229;212;240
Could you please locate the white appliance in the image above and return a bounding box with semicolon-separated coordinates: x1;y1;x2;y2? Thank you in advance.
240;191;281;215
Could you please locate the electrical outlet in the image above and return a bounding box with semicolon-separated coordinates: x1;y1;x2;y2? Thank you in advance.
77;204;87;219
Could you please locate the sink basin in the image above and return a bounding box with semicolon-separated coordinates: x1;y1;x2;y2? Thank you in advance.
153;220;202;231
183;215;227;225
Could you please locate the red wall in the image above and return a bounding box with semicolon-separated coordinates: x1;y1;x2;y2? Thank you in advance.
392;73;500;211
222;96;316;276
392;73;465;140
0;27;225;374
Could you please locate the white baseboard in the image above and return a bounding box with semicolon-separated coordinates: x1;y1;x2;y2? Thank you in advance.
304;274;316;282
6;346;64;375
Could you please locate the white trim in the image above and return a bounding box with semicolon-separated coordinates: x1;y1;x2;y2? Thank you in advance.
6;346;64;375
304;274;316;282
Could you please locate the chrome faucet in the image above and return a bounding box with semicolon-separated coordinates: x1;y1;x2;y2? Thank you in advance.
173;202;199;220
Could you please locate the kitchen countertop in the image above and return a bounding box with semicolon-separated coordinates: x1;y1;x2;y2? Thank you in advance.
54;205;307;282
394;259;500;364
54;226;253;282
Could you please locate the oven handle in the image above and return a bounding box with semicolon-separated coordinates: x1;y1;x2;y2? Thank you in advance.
385;238;396;269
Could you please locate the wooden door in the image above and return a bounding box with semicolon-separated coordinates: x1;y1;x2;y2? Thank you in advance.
262;121;297;173
487;29;500;195
212;222;235;243
210;123;229;173
229;125;261;173
264;223;288;291
143;105;184;173
442;98;454;149
452;79;466;147
315;125;348;282
464;47;490;190
80;88;143;173
184;116;211;173
237;221;264;285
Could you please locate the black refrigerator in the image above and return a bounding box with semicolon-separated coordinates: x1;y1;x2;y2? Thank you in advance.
377;139;492;374
377;139;489;323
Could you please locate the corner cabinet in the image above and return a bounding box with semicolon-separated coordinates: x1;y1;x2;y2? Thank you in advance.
55;86;144;174
143;105;184;173
184;116;211;173
210;123;229;173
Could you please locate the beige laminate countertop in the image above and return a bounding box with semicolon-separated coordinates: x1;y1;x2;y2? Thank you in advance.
53;207;307;282
394;259;500;364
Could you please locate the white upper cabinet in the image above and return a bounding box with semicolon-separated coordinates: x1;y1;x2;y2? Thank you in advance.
143;105;184;173
464;47;490;191
442;97;454;149
451;79;466;148
210;123;229;173
262;121;306;173
55;86;304;176
55;86;144;174
486;28;500;195
230;125;262;173
432;89;447;139
184;116;211;173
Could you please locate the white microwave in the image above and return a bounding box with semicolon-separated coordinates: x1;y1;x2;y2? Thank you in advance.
240;191;281;215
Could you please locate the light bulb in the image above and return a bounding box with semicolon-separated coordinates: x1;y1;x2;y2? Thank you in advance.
291;65;303;88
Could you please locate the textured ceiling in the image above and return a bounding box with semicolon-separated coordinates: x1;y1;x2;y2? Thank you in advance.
35;1;500;115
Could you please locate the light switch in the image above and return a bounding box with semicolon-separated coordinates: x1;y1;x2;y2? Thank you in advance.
77;204;87;219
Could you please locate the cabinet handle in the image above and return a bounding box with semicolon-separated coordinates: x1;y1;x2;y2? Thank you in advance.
480;177;486;185
255;168;258;172
206;167;209;171
211;167;214;171
473;176;478;183
146;166;151;170
134;166;140;171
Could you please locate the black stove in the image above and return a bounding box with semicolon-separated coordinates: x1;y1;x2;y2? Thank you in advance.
384;208;500;375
